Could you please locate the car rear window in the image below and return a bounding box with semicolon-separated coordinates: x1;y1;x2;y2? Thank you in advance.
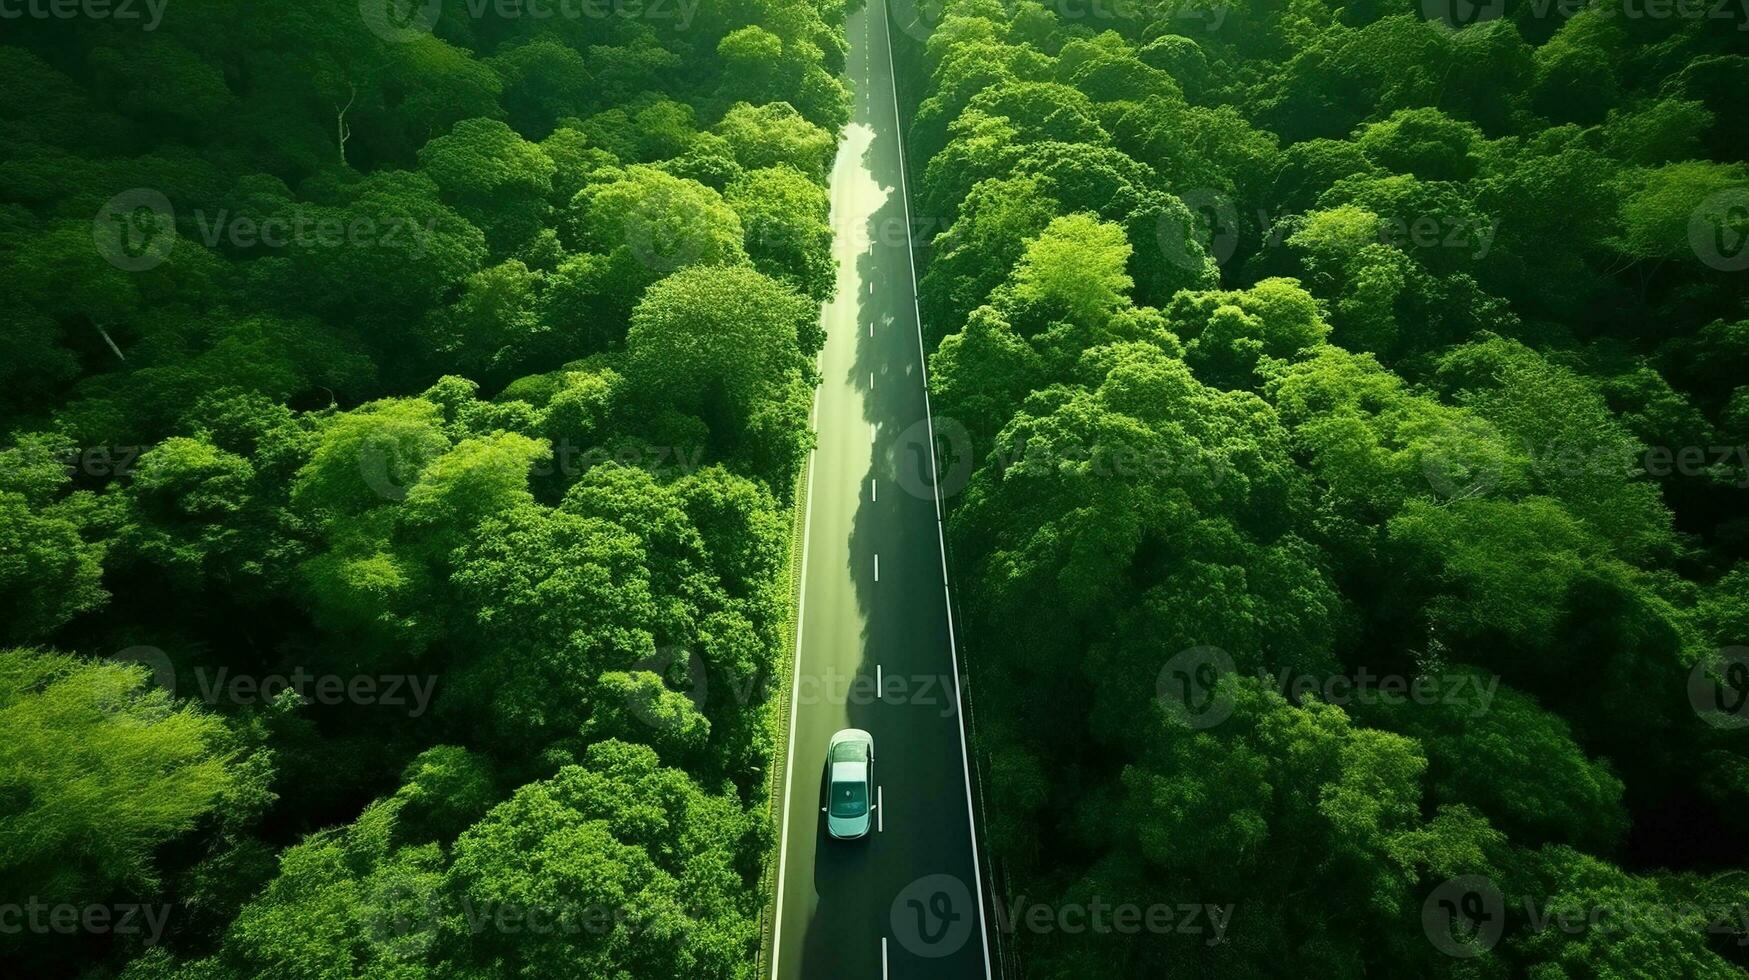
829;781;867;817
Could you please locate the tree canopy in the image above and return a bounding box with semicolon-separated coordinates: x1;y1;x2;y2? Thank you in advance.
911;0;1749;973
0;2;843;975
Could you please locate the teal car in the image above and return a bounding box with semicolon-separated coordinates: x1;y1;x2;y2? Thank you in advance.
822;728;874;839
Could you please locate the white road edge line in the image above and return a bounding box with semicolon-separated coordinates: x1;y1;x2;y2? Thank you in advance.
769;375;822;980
881;937;889;979
880;2;995;976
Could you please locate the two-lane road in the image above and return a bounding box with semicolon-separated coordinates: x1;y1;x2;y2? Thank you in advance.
769;1;992;977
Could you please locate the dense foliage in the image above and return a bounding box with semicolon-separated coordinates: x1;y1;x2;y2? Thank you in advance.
908;0;1749;974
0;2;847;976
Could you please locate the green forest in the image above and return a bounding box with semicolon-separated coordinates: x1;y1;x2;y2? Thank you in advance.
906;0;1749;974
0;1;850;976
5;0;1749;975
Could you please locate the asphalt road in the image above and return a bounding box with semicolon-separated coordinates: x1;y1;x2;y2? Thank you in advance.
768;1;993;977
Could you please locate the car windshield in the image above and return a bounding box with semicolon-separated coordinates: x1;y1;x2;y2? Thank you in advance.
829;780;867;818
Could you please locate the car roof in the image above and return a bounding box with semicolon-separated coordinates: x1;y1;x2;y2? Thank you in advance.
828;733;869;762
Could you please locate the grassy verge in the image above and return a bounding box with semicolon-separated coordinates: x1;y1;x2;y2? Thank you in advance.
753;458;812;977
